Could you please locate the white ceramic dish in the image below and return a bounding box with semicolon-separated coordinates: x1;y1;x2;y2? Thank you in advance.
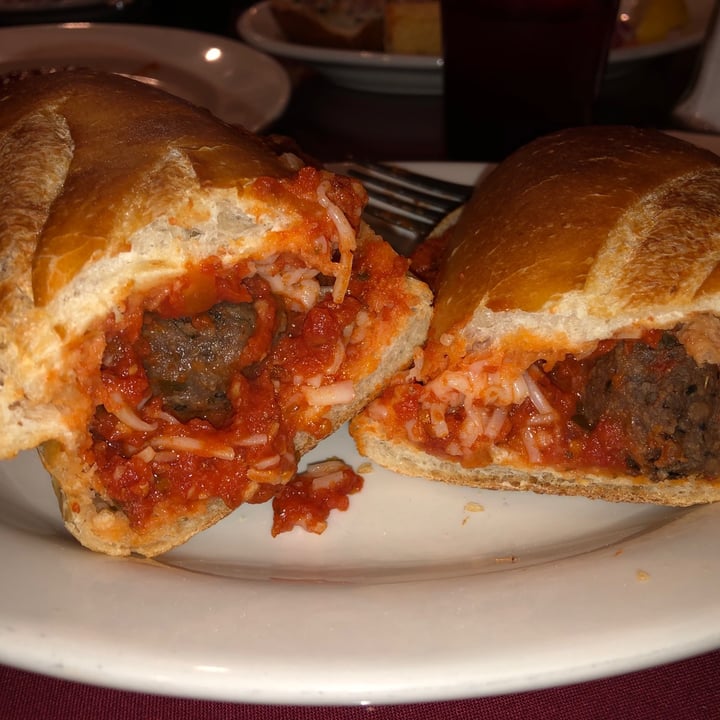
237;0;443;95
1;136;720;705
238;0;713;95
0;22;291;131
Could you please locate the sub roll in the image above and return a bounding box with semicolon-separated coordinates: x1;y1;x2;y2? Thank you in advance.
0;70;432;555
351;126;720;505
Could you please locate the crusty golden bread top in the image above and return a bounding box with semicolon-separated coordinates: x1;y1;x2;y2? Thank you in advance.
0;69;290;307
431;126;720;342
0;69;359;459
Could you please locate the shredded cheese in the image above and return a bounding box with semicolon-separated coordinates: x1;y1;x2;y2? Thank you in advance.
150;435;236;461
317;180;356;303
302;380;355;407
107;392;158;433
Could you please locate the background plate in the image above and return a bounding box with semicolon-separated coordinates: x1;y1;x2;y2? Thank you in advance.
237;0;443;95
0;22;291;131
238;0;714;95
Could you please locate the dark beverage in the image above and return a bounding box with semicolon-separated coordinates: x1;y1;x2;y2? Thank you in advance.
441;0;620;161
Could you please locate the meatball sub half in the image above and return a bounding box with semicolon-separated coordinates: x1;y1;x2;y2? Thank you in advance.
0;70;432;556
351;126;720;506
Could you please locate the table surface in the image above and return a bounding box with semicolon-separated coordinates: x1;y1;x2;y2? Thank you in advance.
0;2;719;718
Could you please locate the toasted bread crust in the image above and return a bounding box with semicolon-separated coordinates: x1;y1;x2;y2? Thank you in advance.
350;411;720;506
432;126;720;340
0;70;289;307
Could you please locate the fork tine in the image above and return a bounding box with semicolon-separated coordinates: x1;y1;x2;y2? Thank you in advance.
334;161;471;217
360;210;430;257
342;161;473;202
363;205;436;236
354;175;461;216
365;191;453;226
326;160;473;255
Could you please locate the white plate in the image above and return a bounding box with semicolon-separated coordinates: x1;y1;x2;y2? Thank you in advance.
0;23;291;131
238;0;714;96
238;0;443;95
2;139;720;705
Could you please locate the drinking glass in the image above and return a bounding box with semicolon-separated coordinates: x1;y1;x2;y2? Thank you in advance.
441;0;621;161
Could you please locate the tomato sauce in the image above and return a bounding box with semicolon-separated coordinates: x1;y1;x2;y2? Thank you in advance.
87;232;403;533
271;462;364;536
503;352;633;473
389;339;651;476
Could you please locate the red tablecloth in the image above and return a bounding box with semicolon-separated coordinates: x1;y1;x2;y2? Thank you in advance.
2;649;719;719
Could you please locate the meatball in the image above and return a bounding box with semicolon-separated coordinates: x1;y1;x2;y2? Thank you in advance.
576;332;720;479
140;302;257;427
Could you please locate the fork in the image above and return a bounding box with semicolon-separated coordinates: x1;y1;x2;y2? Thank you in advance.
327;161;473;256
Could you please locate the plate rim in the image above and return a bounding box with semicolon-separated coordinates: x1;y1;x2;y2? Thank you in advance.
1;440;720;705
2;139;720;705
